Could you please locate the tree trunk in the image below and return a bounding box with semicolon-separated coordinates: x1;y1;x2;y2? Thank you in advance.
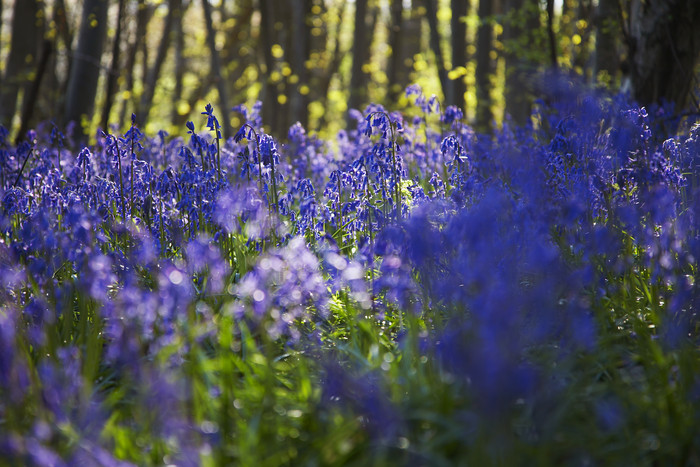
451;0;469;112
202;0;232;137
51;0;74;118
0;1;3;59
594;0;619;86
101;0;127;132
0;0;44;129
546;0;557;69
54;0;74;47
317;1;348;129
172;0;189;123
475;0;494;132
386;0;404;103
259;0;279;132
64;0;109;141
119;1;152;129
573;0;594;77
137;1;179;128
424;0;452;106
627;0;700;111
347;0;369;123
17;40;52;143
503;0;541;126
289;0;311;129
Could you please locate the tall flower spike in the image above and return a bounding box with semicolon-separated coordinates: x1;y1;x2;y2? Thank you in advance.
366;111;402;220
202;103;222;179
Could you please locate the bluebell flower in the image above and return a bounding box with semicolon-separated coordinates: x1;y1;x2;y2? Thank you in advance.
227;237;329;341
201;103;222;139
185;233;230;294
441;105;463;124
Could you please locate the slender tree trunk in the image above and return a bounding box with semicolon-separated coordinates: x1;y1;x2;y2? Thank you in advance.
347;0;369;122
594;0;619;85
289;0;310;129
50;0;74;118
386;0;404;103
202;0;232;137
259;0;278;132
451;0;468;112
54;0;74;47
318;1;347;129
221;0;254;65
503;0;541;126
546;0;557;69
17;40;52;143
64;0;109;141
220;0;255;118
424;0;452;105
101;0;127;132
475;0;494;132
119;1;151;129
0;0;44;129
172;0;188;123
137;1;179;127
627;0;700;111
573;0;594;77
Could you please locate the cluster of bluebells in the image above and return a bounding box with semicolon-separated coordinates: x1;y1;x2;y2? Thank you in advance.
1;76;700;464
228;236;329;341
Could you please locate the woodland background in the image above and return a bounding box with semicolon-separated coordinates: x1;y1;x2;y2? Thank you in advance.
1;0;699;142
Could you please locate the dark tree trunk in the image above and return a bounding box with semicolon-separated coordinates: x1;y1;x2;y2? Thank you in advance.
546;0;557;69
386;0;404;103
172;0;187;123
347;0;369;123
627;0;700;111
424;0;452;106
289;0;311;129
594;0;619;85
503;0;541;126
224;2;257;109
0;0;44;129
221;0;254;65
45;0;73;119
475;0;494;132
55;0;74;45
64;0;109;140
137;1;179;128
101;0;127;132
451;0;469;112
202;0;232;137
119;1;152;129
259;0;279;132
17;40;52;143
220;0;255;107
573;0;594;77
317;1;348;129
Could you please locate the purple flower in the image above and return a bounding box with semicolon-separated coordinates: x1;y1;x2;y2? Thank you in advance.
201;103;222;139
228;237;328;341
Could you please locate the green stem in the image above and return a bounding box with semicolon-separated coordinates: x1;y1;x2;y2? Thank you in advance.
13;146;34;187
159;200;166;256
367;111;401;221
130;137;135;218
216;133;222;180
364;161;376;312
115;138;126;220
269;145;279;216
